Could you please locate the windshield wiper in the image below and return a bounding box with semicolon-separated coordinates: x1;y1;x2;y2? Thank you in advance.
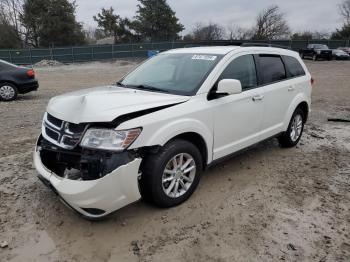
130;84;169;93
116;81;125;87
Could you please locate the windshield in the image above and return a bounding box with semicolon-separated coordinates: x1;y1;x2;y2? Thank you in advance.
313;44;329;49
334;50;347;54
120;53;222;96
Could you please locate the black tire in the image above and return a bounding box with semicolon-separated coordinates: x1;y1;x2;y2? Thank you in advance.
0;83;18;101
312;54;318;61
278;108;305;148
139;139;203;208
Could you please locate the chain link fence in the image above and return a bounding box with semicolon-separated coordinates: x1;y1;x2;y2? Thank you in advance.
1;39;349;65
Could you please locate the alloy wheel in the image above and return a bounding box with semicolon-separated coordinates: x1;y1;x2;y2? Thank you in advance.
0;85;15;100
162;153;196;198
290;114;303;142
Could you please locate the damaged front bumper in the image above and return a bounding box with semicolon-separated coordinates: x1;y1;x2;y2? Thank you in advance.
34;137;142;219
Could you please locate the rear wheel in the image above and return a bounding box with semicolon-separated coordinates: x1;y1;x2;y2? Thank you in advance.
278;108;305;148
0;83;18;101
139;139;202;207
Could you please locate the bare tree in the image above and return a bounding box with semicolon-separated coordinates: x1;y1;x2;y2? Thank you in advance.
252;5;290;40
0;0;25;41
312;30;330;39
226;23;252;40
292;30;330;40
0;0;25;35
291;31;313;40
339;0;350;25
192;22;226;41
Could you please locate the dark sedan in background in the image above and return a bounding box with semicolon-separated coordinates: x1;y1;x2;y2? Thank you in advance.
0;59;39;101
337;47;350;54
332;49;350;60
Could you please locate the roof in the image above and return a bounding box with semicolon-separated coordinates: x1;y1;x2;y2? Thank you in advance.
165;45;299;57
166;46;241;55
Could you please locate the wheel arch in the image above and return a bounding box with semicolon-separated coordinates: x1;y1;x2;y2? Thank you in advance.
0;80;18;87
168;132;208;170
283;94;310;131
296;101;309;122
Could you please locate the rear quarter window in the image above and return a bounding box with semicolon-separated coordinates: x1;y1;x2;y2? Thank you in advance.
258;55;286;85
283;56;306;78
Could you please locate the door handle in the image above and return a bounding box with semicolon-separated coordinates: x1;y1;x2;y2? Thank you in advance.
288;86;295;92
252;95;264;101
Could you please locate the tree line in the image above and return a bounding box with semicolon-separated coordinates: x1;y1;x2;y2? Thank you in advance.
0;0;349;49
186;2;350;42
0;0;184;48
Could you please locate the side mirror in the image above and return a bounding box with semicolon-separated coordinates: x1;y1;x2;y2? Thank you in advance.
216;79;242;95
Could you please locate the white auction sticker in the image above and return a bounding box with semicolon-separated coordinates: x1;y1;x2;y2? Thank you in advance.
192;55;217;61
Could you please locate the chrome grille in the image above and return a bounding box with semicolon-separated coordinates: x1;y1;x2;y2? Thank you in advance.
42;113;87;149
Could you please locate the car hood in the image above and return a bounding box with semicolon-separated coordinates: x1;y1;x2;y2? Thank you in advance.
47;86;190;124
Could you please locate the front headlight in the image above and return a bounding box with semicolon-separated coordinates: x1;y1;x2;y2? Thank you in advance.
80;128;142;151
316;50;321;54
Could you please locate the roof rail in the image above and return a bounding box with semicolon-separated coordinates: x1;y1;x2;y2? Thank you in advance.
241;43;291;50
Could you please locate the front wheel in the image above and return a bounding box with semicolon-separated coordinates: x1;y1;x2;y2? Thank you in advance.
312;54;318;61
278;108;305;148
139;139;202;208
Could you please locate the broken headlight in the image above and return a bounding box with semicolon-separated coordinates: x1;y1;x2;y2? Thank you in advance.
80;128;142;151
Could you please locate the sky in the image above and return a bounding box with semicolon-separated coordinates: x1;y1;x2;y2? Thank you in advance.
75;0;344;35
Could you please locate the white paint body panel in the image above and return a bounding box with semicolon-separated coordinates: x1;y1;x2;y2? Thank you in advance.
47;86;189;124
210;88;264;159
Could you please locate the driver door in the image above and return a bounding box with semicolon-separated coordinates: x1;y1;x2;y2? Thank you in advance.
210;54;264;160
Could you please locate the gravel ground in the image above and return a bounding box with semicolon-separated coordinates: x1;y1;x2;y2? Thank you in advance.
0;59;349;262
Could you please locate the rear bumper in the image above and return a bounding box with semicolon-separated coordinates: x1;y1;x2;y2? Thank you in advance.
34;146;142;219
18;80;39;94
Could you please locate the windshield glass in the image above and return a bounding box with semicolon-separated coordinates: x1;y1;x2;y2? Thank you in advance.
313;44;329;49
120;53;222;96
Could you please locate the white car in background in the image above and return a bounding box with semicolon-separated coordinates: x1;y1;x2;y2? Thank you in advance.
34;46;312;219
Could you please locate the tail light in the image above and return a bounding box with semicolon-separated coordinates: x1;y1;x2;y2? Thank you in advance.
27;69;35;78
311;77;315;86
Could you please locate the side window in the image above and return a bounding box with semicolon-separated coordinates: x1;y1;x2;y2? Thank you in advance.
258;55;286;85
283;56;305;78
219;54;257;90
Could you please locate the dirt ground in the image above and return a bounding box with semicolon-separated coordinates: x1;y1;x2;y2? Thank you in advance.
0;59;349;262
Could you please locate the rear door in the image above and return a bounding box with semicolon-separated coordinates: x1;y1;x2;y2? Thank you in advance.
255;54;290;138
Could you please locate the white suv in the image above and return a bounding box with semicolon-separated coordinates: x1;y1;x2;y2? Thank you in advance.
34;46;312;219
